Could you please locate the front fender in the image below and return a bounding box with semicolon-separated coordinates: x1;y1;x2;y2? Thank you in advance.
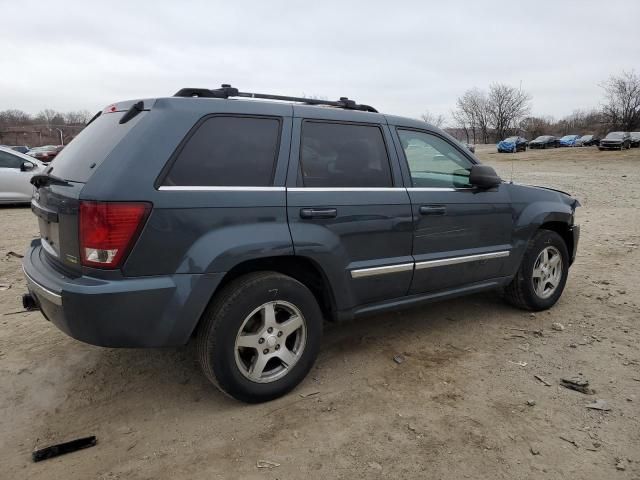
506;184;576;275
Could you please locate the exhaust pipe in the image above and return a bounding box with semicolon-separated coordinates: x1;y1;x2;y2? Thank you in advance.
22;293;39;311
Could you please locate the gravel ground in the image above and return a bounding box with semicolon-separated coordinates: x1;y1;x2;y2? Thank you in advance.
0;145;639;479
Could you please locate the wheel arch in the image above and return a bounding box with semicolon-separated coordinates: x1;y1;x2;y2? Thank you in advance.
213;255;338;323
538;221;575;264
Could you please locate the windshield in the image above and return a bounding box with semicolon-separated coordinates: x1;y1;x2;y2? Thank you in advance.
580;135;592;140
605;132;624;139
534;136;550;141
630;132;640;139
504;136;518;142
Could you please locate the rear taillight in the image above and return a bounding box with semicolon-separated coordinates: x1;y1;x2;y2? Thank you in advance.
79;201;151;269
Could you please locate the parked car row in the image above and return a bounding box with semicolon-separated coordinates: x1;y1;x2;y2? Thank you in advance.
496;131;639;152
0;144;64;162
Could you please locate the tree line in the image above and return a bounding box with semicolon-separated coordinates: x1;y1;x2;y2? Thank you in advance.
424;70;640;143
0;109;93;128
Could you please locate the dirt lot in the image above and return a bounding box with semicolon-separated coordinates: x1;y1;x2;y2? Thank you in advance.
1;146;639;479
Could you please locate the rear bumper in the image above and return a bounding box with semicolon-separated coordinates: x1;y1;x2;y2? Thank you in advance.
22;239;224;347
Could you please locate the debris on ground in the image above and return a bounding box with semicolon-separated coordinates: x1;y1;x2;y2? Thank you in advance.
368;461;383;471
299;390;320;398
530;446;540;455
393;354;406;364
559;435;579;448
526;400;536;406
585;399;611;411
551;322;565;331
32;436;97;462
615;458;626;471
0;284;11;291
256;460;280;469
534;375;552;387
5;251;24;259
560;375;594;394
508;360;527;367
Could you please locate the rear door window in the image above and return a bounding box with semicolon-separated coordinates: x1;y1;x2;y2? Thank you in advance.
162;116;281;187
299;121;392;187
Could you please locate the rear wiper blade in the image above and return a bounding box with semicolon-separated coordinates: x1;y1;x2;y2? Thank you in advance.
30;174;71;188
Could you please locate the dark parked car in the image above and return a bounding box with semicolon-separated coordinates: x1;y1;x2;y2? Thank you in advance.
599;132;631;150
630;132;640;148
26;145;63;162
9;145;30;154
22;85;580;403
559;135;580;147
529;135;559;149
575;134;599;147
497;136;528;153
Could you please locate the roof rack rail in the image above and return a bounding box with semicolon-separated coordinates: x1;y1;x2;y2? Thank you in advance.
173;84;378;113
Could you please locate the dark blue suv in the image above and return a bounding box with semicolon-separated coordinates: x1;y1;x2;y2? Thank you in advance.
22;85;580;402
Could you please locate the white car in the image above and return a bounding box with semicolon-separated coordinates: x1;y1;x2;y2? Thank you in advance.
0;146;46;204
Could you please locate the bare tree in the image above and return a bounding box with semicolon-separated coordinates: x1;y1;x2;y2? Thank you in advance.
36;109;63;127
420;110;446;128
63;110;92;126
454;88;491;144
600;70;640;131
0;109;32;127
520;116;554;139
451;108;471;143
487;83;531;141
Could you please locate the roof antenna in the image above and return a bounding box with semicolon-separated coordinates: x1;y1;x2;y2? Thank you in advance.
510;156;515;184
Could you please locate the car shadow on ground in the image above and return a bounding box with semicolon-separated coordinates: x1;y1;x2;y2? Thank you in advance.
70;290;512;412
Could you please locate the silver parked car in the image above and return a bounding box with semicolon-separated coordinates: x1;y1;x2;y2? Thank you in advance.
0;146;46;204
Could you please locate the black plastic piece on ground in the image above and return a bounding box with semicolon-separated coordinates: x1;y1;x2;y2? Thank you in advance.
174;84;378;112
22;293;39;311
32;436;97;462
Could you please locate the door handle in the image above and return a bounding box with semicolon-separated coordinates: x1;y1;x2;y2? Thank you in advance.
300;208;337;219
419;205;446;216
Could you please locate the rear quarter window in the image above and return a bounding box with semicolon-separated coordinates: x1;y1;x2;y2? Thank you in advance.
161;116;281;187
48;111;146;183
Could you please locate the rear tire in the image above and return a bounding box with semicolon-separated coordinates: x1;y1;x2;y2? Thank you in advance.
504;230;569;311
197;272;323;403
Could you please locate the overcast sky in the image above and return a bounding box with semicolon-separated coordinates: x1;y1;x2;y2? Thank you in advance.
2;0;638;123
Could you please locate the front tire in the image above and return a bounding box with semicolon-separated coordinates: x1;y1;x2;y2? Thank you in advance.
197;272;323;403
504;230;569;311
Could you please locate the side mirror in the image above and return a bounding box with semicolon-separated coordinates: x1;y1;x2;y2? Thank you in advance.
21;161;35;172
469;164;501;189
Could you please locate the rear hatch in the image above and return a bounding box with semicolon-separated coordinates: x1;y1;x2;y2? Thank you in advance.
31;102;150;275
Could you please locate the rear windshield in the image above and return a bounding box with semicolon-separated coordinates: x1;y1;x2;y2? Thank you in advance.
47;111;146;182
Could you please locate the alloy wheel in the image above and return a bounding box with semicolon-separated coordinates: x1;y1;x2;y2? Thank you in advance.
532;246;563;299
234;301;306;383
